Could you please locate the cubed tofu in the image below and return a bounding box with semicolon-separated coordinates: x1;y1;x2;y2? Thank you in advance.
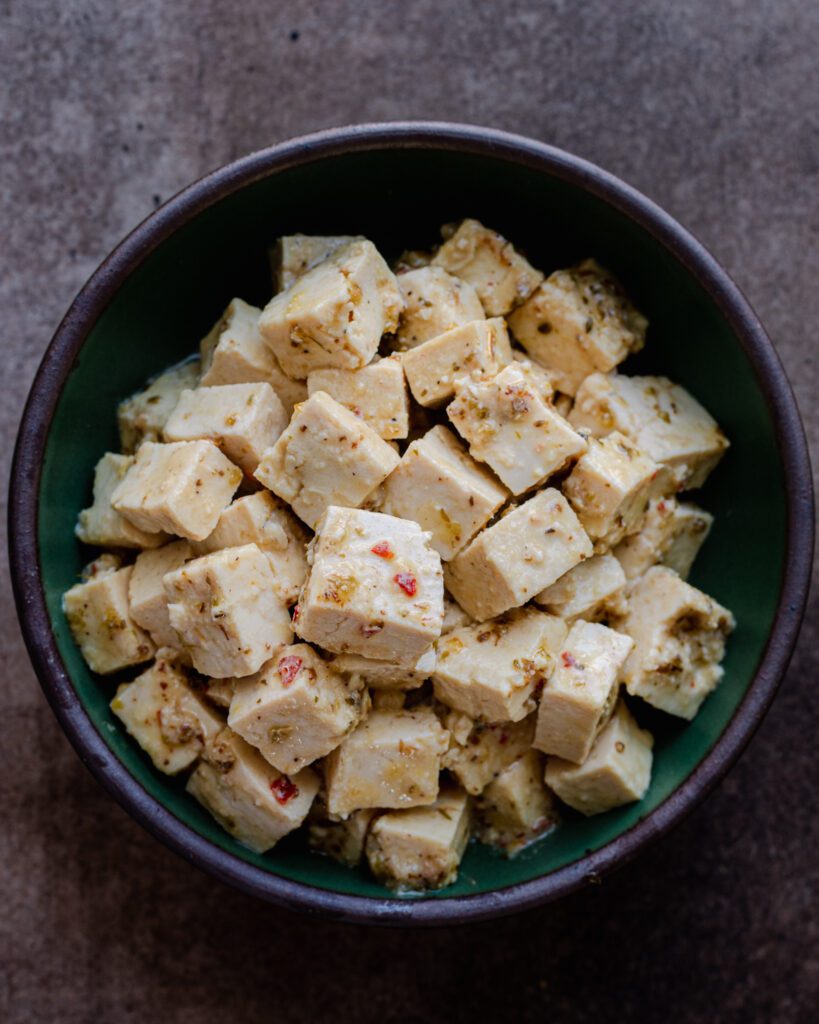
110;655;223;774
620;566;735;719
128;540;195;647
534;553;627;622
164;544;293;678
200;676;234;709
295;506;444;667
433;608;567;723
613;497;714;582
534;620;634;764
328;647;437;690
394;266;485;350
117;358;201;453
191;491;309;604
378;425;508;561
111;440;242;542
401;317;513;408
475;751;559;854
444;489;593;620
569;373;729;489
75;452;168;549
512;350;558;401
259;240;404;379
228;644;368;773
545;701;653;816
442;592;473;634
366;786;470;891
309;807;376;866
431;219;543;316
448;363;587;494
163;382;288;474
324;707;449;817
254;391;400;530
63;565;154;675
271;234;364;292
187;727;319;853
306;356;410;440
440;708;536;794
507;260;647;396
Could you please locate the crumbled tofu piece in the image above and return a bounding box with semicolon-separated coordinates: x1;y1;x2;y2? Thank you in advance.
569;373;729;489
254;391;400;529
259;240;404;379
366;786;470;892
187;727;318;852
620;566;734;719
475;751;558;854
324;707;449;817
448;363;587;494
309;807;375;866
271;234;364;292
534;553;627;622
431;219;543;316
613;497;713;581
164;544;293;678
75;452;168;549
433;608;567;723
306;356;410;440
534;620;633;764
329;647;436;690
228;644;368;773
117;358;201;453
80;553;121;580
507;260;647;396
63;565;154;674
442;592;473;633
545;701;653;815
111;440;242;542
128;540;195;647
445;489;593;620
378;425;508;560
295;506;444;667
440;709;536;793
401;317;513;408
394;266;485;350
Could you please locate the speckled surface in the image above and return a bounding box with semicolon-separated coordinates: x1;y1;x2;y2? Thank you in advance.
2;1;817;1021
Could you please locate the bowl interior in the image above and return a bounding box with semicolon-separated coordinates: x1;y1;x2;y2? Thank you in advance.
36;144;786;901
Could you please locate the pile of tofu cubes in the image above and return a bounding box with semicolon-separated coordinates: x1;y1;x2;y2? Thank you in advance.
63;220;735;893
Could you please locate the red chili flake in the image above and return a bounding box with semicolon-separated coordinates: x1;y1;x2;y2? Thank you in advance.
292;604;301;624
277;655;303;687
561;651;578;669
270;776;299;805
498;732;509;745
352;406;363;418
394;572;417;596
371;541;394;559
657;500;667;512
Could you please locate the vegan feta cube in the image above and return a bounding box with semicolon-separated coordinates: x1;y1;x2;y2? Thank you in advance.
306;355;410;440
271;234;364;292
475;750;558;854
534;552;627;622
613;496;713;581
309;807;375;866
440;708;536;793
117;358;201;453
328;647;437;690
75;452;168;549
128;539;195;647
394;265;484;349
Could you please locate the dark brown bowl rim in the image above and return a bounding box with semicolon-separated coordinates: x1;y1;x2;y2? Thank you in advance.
9;122;814;926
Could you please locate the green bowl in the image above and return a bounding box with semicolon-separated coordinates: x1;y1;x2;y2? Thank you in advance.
10;123;813;925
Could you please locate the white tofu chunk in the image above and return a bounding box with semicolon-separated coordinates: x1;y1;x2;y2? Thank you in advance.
328;647;437;690
613;497;713;582
254;391;400;530
433;608;567;723
431;219;543;316
187;727;318;852
295;506;444;667
163;382;288;474
444;489;593;620
378;425;508;561
75;452;168;549
117;358;201;453
309;807;376;866
507;260;647;396
324;707;449;817
306;355;410;440
259;240;404;379
569;373;729;489
164;544;293;678
534;553;627;622
545;701;653;816
442;592;473;634
128;540;195;647
440;708;536;794
394;265;485;350
620;566;735;719
475;750;559;854
63;565;154;675
534;620;633;764
448;363;587;494
111;440;242;542
271;234;364;292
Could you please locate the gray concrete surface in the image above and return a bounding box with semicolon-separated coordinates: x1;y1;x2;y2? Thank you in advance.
2;1;817;1021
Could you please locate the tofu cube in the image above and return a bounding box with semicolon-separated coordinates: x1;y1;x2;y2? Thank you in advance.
431;219;543;316
309;807;376;866
507;260;647;396
63;565;154;675
445;489;593;620
187;727;318;852
128;540;195;647
448;363;587;494
365;786;471;892
117;358;201;453
394;265;485;349
401;317;513;407
76;452;168;549
378;425;508;561
613;497;713;581
228;644;368;773
324;707;449;817
164;544;293;678
295;506;444;667
545;701;653;816
534;553;627;622
306;355;410;440
534;620;633;764
254;391;400;530
111;440;242;542
433;608;567;723
620;566;735;719
271;234;364;292
328;647;437;690
259;240;404;379
440;708;536;794
475;751;559;854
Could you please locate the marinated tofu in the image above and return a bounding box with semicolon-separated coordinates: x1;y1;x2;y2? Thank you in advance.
534;552;627;623
306;355;410;440
394;265;484;350
475;751;558;854
128;539;195;647
118;358;201;453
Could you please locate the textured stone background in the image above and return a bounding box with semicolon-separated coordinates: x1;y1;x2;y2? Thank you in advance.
2;1;817;1021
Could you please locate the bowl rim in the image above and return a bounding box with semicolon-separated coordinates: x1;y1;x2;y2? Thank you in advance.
9;121;814;926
